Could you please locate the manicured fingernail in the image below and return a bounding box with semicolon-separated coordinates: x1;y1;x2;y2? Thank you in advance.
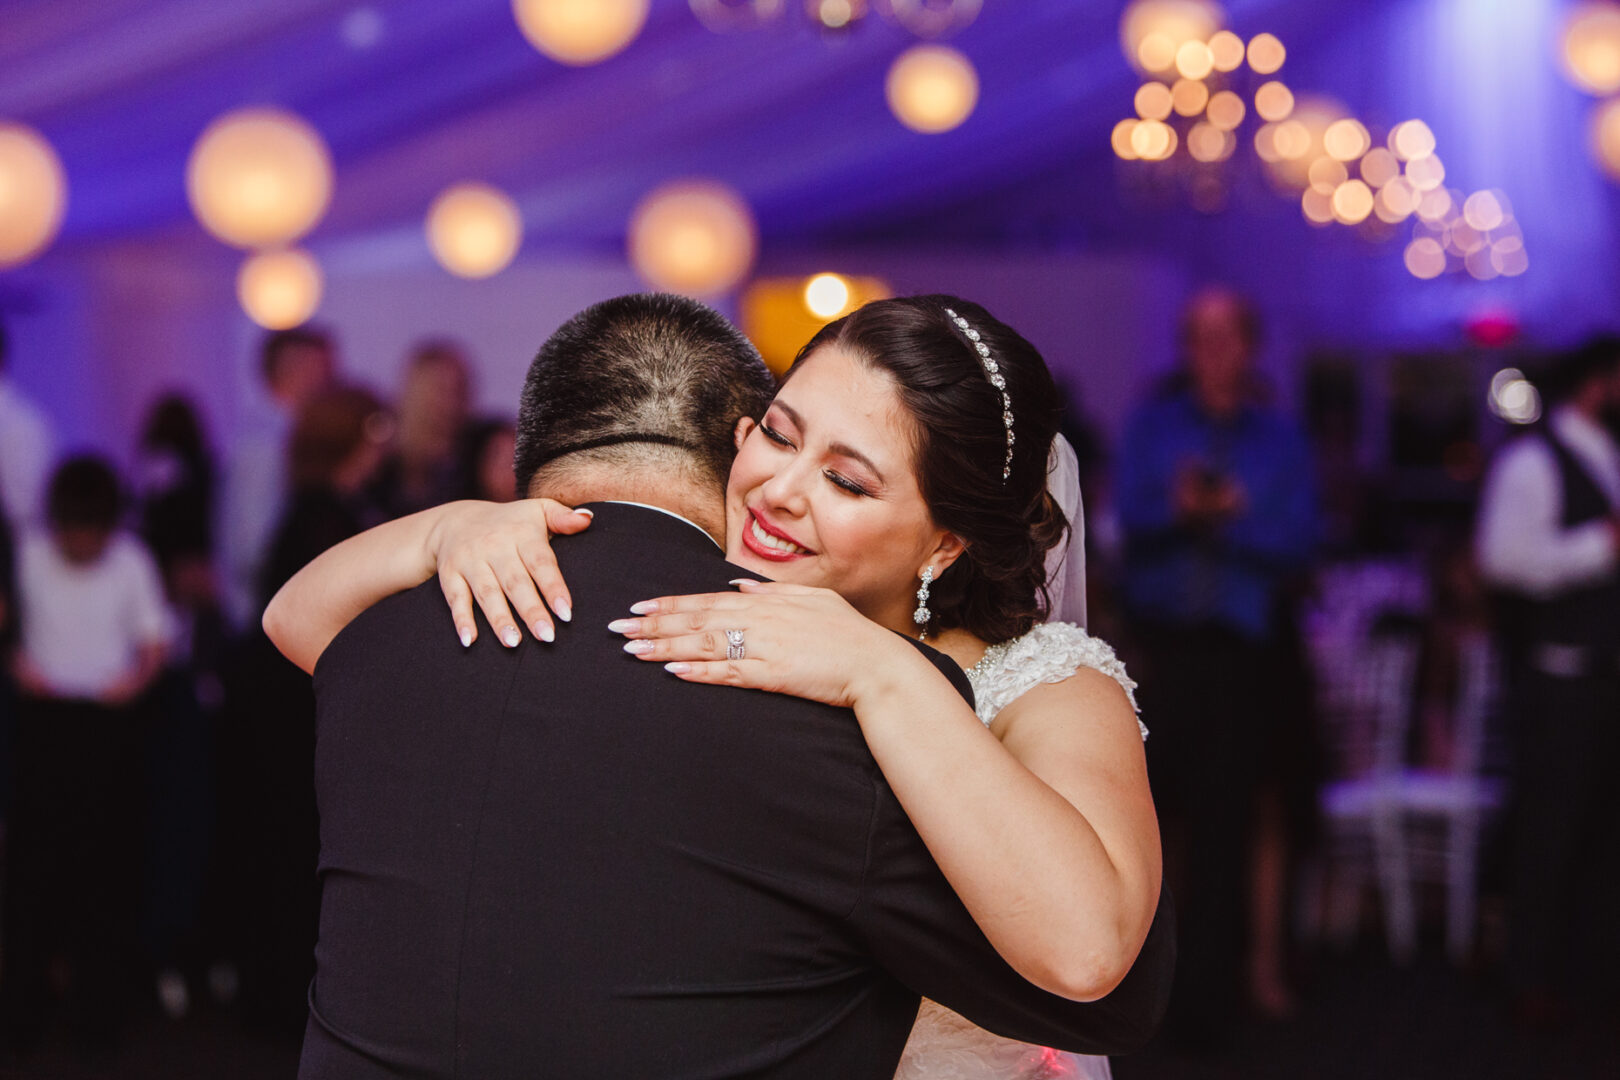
502;627;522;648
554;600;572;623
459;628;473;648
664;662;690;675
728;578;753;588
607;619;639;634
623;640;653;655
536;622;555;643
628;600;658;615
574;508;593;518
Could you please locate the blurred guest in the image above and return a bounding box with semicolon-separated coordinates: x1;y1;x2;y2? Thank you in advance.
1;456;170;1052
367;340;471;519
460;417;517;503
132;393;224;1018
219;327;337;629
225;384;389;1038
1117;287;1317;1043
0;312;56;534
1476;337;1620;1022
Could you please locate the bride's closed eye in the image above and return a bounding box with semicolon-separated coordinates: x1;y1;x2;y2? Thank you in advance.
761;415;873;497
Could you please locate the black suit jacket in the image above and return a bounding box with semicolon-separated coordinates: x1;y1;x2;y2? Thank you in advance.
300;503;1173;1079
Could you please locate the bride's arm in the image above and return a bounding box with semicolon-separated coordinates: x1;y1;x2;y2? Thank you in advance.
612;582;1161;1002
263;499;591;673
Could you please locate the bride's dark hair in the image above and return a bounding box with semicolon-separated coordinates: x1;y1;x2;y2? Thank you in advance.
789;295;1068;644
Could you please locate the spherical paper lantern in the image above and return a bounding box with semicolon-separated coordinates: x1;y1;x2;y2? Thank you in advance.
237;248;323;329
512;0;648;66
187;107;333;249
886;45;979;134
1562;2;1620;95
426;182;523;279
628;180;757;297
0;122;68;269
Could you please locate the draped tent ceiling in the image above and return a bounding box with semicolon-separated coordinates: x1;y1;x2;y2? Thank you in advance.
1;0;1616;343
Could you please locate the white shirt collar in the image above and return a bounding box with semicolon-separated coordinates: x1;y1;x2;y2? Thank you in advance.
601;500;723;550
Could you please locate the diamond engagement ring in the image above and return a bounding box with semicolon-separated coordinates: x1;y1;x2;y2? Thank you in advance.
725;629;746;661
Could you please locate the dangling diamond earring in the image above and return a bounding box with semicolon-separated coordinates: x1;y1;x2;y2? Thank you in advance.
913;567;933;640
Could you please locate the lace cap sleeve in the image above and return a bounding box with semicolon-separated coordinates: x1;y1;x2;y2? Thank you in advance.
969;622;1147;740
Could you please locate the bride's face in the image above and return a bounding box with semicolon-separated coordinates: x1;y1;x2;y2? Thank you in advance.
723;344;960;634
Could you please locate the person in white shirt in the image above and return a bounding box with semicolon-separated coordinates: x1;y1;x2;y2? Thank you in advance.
2;456;171;1051
0;315;57;535
218;327;336;629
1475;337;1620;1022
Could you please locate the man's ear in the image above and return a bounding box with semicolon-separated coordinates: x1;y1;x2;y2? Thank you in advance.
926;531;967;578
734;415;757;451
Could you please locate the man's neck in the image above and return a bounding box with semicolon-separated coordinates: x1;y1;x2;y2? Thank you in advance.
534;474;725;544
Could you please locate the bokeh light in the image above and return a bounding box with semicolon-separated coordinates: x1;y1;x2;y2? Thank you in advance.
1206;90;1245;130
1308;157;1348;194
1171;78;1210;117
1491;236;1530;277
1561;2;1620;95
1405;153;1446;191
1331;179;1374;224
1416;186;1454;222
425;182;523;279
0;122;68;269
1590;96;1620;178
1377;177;1417;220
804;272;852;318
236;248;323;329
1323;118;1370;162
1404;237;1447;279
1462;190;1506;232
1187;121;1232;162
1490;370;1542;424
1208;30;1245;72
1247;33;1285;75
628;179;757;297
1390;119;1436;161
1130;118;1177;160
511;0;649;66
1254;81;1294;122
1360;147;1400;188
1301;188;1334;225
1112;118;1142;159
1272;119;1311;160
186;107;333;249
1175;40;1215;80
886;45;979;133
1135;82;1174;121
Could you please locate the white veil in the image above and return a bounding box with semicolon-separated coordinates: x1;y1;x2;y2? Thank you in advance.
1042;433;1088;628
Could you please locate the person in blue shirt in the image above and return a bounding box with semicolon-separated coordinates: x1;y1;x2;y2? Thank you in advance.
1117;286;1316;1047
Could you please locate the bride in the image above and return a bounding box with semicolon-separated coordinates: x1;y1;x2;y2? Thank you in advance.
266;296;1163;1078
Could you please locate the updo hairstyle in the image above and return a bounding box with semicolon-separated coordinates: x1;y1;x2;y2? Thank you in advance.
788;295;1067;644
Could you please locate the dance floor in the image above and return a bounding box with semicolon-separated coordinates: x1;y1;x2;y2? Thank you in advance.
3;947;1614;1079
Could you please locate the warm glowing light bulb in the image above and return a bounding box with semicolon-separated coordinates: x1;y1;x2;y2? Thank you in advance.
1391;119;1436;161
1206;90;1245;130
1405;237;1447;279
425;182;523;278
1172;78;1210;117
628;179;757;297
0;122;68;269
1175;40;1214;80
1561;2;1620;95
186;107;333;249
237;248;323;329
886;45;979;133
511;0;649;65
1112;119;1142;160
1208;30;1245;72
1254;81;1294;122
1247;33;1285;75
804;273;851;318
1135;82;1174;121
1323;119;1370;162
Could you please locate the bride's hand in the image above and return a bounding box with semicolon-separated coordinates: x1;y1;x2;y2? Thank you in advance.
429;498;594;647
606;580;911;708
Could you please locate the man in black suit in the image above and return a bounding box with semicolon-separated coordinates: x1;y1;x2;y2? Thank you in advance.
297;294;1173;1078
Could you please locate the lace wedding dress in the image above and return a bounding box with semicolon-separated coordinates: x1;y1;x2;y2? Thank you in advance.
895;622;1145;1080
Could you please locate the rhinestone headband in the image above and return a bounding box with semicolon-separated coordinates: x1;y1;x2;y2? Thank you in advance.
944;307;1015;481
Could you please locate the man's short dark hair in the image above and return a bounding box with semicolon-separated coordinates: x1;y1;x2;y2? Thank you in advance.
260;326;333;382
47;455;123;532
1544;335;1620;402
514;294;775;496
